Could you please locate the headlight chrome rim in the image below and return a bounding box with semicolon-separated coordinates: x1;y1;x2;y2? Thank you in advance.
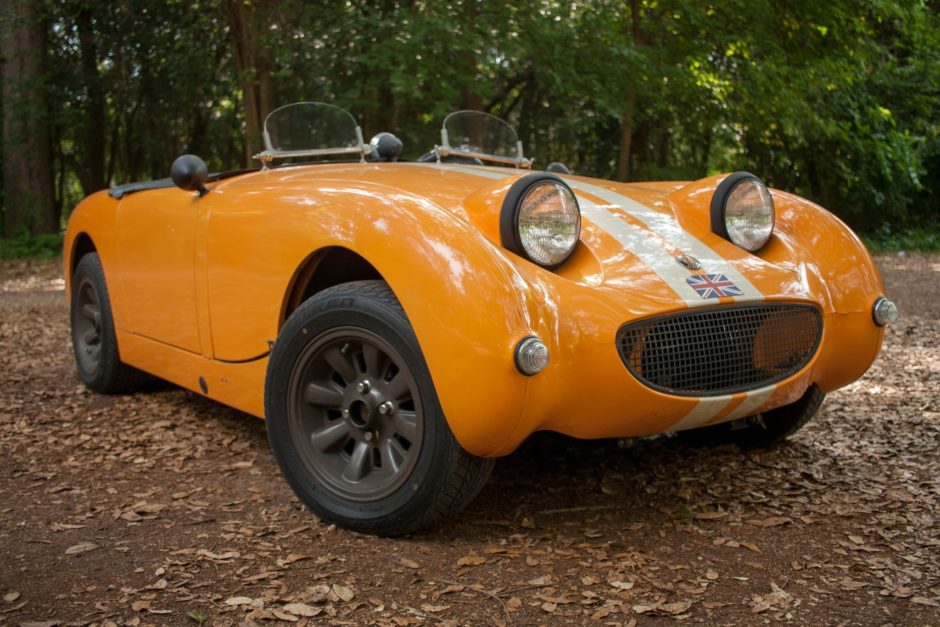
500;173;581;269
710;171;775;252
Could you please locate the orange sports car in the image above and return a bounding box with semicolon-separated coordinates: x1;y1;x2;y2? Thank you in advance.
64;102;897;535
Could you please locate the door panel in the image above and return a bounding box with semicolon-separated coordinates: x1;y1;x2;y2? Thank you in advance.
116;188;202;353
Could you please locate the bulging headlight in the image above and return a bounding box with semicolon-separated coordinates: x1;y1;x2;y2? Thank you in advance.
500;173;581;268
710;172;775;252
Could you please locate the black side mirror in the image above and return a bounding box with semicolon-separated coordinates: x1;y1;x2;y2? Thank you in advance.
370;132;404;162
171;154;209;196
546;162;571;175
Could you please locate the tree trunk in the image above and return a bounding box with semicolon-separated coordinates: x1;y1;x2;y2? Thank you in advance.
226;0;275;167
615;88;635;181
615;0;643;182
75;5;107;195
1;0;57;236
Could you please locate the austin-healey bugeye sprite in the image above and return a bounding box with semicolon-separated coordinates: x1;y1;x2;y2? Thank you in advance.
64;102;897;535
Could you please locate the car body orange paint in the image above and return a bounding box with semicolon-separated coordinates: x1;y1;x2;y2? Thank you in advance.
64;162;887;456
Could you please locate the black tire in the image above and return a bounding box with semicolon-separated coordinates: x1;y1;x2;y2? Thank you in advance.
70;252;146;393
679;384;825;449
264;280;494;536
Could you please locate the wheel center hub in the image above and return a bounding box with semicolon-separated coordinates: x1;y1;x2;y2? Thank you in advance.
348;399;372;428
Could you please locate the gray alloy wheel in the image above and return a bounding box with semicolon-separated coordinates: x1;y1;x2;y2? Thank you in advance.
74;275;103;374
265;280;494;536
286;327;424;502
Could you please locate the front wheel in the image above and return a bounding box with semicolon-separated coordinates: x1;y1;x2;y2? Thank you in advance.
264;281;493;536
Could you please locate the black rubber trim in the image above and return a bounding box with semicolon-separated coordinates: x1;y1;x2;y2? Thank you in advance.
709;171;760;241
109;168;260;199
215;350;271;364
498;172;577;269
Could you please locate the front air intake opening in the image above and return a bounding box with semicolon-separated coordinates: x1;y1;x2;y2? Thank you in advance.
617;304;822;397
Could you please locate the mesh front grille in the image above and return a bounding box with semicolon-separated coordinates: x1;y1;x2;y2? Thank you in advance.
617;304;822;396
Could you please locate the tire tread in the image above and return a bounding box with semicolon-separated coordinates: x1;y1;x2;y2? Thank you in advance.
267;280;493;537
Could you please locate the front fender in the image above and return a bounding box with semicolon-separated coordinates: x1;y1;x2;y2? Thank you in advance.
762;191;886;392
205;178;537;455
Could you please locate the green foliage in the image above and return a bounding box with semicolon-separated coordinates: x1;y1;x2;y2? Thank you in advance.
861;223;940;253
23;0;940;237
0;232;63;260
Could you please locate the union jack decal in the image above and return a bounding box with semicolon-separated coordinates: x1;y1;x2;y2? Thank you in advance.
686;273;743;299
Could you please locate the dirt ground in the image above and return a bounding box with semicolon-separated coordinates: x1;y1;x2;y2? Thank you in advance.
0;255;938;627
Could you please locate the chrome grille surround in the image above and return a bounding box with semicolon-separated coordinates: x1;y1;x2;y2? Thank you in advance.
617;304;822;397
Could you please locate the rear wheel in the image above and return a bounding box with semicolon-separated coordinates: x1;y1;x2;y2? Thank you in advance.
679;384;825;449
265;280;493;536
70;253;145;393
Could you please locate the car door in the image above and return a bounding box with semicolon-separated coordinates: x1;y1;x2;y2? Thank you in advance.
115;187;203;354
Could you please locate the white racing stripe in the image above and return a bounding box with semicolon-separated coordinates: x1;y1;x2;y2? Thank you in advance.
670;396;733;431
578;204;704;305
671;384;778;431
405;163;763;306
568;179;763;303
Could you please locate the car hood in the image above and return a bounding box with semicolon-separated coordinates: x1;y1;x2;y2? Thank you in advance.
219;162;829;316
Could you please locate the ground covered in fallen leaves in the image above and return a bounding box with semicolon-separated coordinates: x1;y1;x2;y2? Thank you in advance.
1;255;938;626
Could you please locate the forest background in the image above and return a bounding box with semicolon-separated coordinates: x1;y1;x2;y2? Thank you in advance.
1;0;938;255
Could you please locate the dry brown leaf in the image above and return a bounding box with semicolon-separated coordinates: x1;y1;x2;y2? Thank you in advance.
196;549;239;561
839;578;868;590
271;608;299;622
2;592;20;603
693;510;728;520
282;602;322;617
276;553;308;567
506;597;523;612
420;604;450;613
746;517;791;527
456;555;487;567
661;600;693;614
911;597;940;608
399;557;420;569
64;542;97;555
332;584;355;602
224;596;255;606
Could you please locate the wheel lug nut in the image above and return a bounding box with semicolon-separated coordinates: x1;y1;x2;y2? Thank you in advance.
357;380;372;394
378;401;395;415
341;409;350;418
364;431;375;441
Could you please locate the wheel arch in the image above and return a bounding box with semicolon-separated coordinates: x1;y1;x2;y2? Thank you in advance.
279;246;386;328
65;232;98;297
